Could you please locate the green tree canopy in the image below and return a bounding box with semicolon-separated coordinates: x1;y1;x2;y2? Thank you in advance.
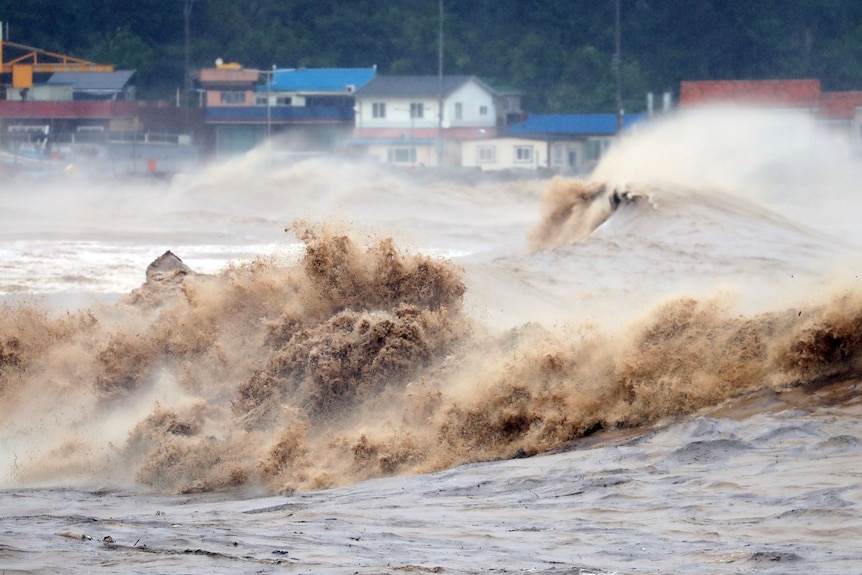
2;0;862;112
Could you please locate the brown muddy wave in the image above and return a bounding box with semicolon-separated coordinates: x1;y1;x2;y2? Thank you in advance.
1;211;860;495
528;178;650;250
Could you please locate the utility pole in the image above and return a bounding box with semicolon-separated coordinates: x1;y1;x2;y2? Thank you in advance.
437;0;444;167
614;0;623;134
182;0;198;108
184;0;192;102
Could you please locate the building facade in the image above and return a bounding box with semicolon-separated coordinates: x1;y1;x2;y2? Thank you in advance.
679;79;862;153
197;64;375;156
348;75;502;167
0;69;200;177
462;113;646;173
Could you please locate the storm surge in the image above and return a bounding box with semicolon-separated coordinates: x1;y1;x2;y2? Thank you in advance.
2;107;862;498
2;202;861;494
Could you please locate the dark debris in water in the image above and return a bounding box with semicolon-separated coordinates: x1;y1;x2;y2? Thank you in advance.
748;550;803;562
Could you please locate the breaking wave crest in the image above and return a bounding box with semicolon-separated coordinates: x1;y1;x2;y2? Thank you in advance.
528;178;652;250
2;214;861;494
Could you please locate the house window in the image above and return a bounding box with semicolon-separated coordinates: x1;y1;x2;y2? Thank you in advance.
387;147;417;164
584;140;602;161
477;145;496;164
255;96;268;106
554;145;563;164
373;102;386;118
514;145;533;163
276;96;292;105
454;102;463;120
220;91;246;104
410;103;424;118
479;105;488;116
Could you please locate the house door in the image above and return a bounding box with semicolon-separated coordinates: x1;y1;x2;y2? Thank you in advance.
568;149;578;169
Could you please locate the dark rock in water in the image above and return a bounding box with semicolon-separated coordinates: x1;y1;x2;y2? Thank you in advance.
124;251;196;307
146;250;193;281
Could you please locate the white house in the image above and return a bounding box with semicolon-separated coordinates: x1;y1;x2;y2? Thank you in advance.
347;75;499;167
462;113;647;173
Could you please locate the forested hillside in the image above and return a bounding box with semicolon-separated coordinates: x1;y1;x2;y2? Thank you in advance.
2;0;862;112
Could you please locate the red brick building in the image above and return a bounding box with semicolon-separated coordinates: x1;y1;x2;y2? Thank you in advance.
679;79;822;110
679;79;862;145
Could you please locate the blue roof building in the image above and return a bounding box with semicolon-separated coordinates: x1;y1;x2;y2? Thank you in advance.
462;113;648;174
198;65;376;156
505;113;646;137
260;67;376;93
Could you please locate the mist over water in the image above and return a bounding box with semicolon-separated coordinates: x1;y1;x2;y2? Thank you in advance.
2;108;862;573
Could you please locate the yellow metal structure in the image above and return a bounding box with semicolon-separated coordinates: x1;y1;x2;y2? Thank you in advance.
1;41;114;88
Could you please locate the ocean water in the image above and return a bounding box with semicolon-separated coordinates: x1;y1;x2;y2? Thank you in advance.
1;108;861;573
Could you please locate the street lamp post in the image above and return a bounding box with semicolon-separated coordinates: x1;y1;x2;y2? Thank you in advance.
250;67;275;145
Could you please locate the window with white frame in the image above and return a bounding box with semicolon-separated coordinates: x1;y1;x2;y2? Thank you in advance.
454;102;463;120
220;91;246;104
479;105;488;116
477;145;496;163
276;96;292;105
387;147;417;164
514;145;533;162
373;102;386;118
255;96;268;106
410;102;424;118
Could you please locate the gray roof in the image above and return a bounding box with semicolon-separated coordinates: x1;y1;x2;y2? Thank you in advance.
47;70;135;91
354;75;484;98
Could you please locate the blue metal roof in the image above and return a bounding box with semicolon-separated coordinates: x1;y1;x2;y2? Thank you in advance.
205;106;354;123
257;68;376;93
505;113;646;136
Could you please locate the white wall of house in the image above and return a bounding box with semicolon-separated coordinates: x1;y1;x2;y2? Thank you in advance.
255;92;307;106
462;137;548;171
445;82;497;128
356;97;441;131
365;142;437;167
548;140;588;172
356;79;497;131
462;136;616;173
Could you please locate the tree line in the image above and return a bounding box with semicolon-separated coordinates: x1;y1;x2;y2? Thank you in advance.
2;0;861;113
